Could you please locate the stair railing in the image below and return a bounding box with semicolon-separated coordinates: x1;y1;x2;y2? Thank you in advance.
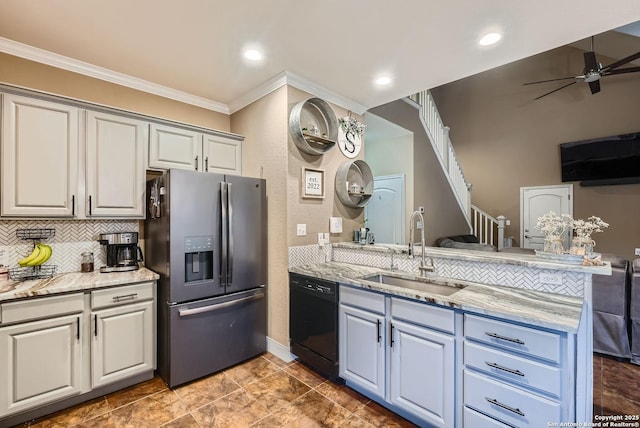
471;205;508;250
409;90;471;225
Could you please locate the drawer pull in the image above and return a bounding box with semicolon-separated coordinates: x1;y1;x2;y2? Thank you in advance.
485;397;525;417
112;293;138;302
485;331;525;345
485;361;525;377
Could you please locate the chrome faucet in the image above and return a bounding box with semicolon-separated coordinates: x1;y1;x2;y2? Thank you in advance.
408;210;435;276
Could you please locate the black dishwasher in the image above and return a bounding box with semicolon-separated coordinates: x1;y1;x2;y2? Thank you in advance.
289;273;339;378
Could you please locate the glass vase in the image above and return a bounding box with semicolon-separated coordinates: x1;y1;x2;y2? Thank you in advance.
569;236;594;256
543;236;564;254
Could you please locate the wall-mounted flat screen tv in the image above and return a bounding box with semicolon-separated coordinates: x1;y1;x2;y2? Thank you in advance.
560;132;640;186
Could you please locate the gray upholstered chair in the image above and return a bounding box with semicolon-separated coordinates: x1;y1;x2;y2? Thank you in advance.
630;259;640;364
592;254;631;359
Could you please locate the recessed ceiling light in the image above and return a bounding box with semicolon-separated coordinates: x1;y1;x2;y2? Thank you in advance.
479;32;502;46
375;76;392;86
243;49;263;61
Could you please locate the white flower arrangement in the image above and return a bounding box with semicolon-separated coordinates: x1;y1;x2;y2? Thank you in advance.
338;116;366;136
572;216;609;238
536;211;573;237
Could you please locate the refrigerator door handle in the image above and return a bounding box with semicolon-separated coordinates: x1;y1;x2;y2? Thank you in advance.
178;292;264;317
220;182;228;286
227;182;233;284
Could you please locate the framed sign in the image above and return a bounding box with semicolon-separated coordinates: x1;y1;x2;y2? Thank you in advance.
302;167;325;199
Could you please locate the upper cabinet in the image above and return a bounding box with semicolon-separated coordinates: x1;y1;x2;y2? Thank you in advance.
1;94;79;217
85;111;147;218
148;123;201;171
202;134;242;175
149;124;242;175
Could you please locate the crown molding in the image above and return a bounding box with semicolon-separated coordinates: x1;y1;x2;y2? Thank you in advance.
0;37;229;114
0;37;367;116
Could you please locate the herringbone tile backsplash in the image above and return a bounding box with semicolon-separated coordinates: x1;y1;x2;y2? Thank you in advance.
0;220;139;273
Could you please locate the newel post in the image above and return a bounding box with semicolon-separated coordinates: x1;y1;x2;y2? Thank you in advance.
497;215;506;251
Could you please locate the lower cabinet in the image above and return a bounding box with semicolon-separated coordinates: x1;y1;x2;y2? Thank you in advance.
0;313;83;415
339;285;455;428
0;282;156;420
91;300;154;388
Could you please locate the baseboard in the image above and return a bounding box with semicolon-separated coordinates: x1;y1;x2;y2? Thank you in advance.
266;336;297;363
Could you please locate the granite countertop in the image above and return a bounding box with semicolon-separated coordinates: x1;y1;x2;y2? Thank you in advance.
289;262;585;333
333;242;612;275
0;267;159;303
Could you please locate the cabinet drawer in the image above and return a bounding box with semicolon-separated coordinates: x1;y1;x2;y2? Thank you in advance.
464;341;561;398
464;406;511;427
340;285;385;314
464;370;561;427
391;297;454;334
91;282;154;309
464;314;562;363
1;293;84;324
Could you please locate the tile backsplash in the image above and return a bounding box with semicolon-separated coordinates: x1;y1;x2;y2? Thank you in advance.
0;220;139;274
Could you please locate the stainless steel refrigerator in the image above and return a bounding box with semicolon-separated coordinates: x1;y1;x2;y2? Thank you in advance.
144;169;267;387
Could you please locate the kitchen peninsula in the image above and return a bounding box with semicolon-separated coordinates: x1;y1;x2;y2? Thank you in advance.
289;243;610;427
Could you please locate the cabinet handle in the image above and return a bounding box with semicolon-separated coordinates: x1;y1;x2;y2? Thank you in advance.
76;316;80;340
94;314;98;337
205;156;209;171
112;293;138;302
376;319;381;343
485;397;525;417
485;361;525;377
195;155;199;171
485;331;525;345
390;322;395;347
89;195;92;216
72;195;75;216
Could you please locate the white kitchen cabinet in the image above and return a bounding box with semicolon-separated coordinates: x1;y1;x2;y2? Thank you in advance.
85;111;147;217
0;293;85;416
1;93;79;217
339;301;386;400
149;123;242;175
202;133;242;175
339;285;455;427
389;316;454;427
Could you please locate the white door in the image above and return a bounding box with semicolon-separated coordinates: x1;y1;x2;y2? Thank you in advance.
366;175;405;244
85;111;147;218
520;184;573;250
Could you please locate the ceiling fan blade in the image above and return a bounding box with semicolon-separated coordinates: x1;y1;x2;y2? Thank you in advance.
523;76;578;85
604;66;640;76
584;51;599;72
534;81;577;100
588;80;601;94
601;51;640;72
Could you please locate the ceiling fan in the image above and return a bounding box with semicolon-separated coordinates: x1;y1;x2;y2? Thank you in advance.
524;36;640;100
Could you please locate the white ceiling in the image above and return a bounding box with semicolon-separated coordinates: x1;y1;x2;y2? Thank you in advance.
1;0;639;114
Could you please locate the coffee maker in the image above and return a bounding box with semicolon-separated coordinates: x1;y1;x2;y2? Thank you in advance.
98;232;143;272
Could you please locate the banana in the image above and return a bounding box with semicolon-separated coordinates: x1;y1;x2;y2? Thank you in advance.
18;245;41;267
29;244;52;266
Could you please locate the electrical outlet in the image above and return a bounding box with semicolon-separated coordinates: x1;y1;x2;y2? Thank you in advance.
635;248;640;256
296;224;306;236
419;206;425;214
324;232;330;244
317;232;324;246
539;272;562;286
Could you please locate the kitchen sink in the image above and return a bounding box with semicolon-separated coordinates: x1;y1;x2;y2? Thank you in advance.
360;273;466;296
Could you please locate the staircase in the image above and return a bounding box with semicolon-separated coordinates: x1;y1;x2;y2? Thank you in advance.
409;90;508;250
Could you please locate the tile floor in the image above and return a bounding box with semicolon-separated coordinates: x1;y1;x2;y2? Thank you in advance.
13;353;640;427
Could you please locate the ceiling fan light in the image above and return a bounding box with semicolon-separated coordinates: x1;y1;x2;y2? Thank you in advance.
479;32;502;46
